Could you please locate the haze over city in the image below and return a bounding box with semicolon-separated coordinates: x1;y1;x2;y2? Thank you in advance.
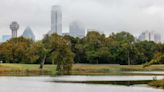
1;0;164;92
0;0;164;40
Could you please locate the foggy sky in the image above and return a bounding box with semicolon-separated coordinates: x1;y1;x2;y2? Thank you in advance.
0;0;164;40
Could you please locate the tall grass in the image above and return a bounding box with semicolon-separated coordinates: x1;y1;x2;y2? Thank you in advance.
149;79;164;89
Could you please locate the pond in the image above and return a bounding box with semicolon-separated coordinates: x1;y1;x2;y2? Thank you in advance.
0;76;163;92
53;75;164;81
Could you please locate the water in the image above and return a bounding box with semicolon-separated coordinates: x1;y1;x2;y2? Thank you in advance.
54;75;164;81
0;76;163;92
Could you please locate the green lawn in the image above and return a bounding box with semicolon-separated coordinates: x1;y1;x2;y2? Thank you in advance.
0;64;164;76
72;64;164;75
0;64;56;76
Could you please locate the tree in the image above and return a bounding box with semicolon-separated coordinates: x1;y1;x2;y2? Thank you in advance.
143;43;164;67
0;37;33;63
134;41;158;64
143;52;164;67
97;47;112;64
83;31;106;64
111;31;135;44
74;42;86;63
108;32;136;65
27;41;46;64
40;33;74;75
63;35;81;63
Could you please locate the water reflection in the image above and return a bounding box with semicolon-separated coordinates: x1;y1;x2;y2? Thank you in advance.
0;76;163;92
54;75;164;81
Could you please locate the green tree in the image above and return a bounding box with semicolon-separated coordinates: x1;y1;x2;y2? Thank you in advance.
0;37;33;63
108;32;136;65
83;31;106;64
143;43;164;67
111;31;135;43
41;34;74;75
134;41;158;64
144;52;164;67
27;41;46;64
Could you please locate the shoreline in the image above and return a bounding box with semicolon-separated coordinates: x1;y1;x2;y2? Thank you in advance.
0;63;164;89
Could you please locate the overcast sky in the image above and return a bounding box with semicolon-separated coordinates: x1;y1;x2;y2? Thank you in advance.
0;0;164;40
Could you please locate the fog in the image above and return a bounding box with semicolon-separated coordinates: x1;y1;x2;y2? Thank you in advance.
0;0;164;40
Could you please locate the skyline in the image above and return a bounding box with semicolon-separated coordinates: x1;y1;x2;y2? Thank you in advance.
50;5;62;35
0;0;164;40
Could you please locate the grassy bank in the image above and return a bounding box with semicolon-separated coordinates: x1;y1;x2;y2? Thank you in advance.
149;80;164;89
72;64;164;75
0;64;164;76
0;64;56;76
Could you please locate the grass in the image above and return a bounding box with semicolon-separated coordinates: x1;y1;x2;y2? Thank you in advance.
0;64;164;76
0;64;56;76
149;79;164;89
72;64;164;75
1;63;164;88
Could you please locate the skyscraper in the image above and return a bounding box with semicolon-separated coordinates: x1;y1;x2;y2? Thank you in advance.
50;5;62;35
22;26;35;41
138;31;150;41
10;21;19;38
138;31;161;43
69;21;85;38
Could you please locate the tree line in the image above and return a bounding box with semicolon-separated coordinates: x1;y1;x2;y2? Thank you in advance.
0;31;163;66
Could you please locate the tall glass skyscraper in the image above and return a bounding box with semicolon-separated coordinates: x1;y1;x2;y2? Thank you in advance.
50;5;62;35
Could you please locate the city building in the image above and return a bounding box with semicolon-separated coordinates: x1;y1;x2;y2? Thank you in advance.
22;26;35;41
138;31;150;41
10;21;19;38
154;33;161;43
2;35;11;42
50;5;62;35
69;21;85;38
138;31;161;43
62;32;70;36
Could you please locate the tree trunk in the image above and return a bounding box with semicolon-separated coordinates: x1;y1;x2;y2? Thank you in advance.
40;55;46;69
